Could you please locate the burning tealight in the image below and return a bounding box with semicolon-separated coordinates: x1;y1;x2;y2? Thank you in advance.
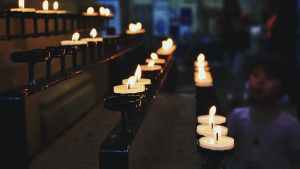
10;0;36;12
99;6;112;17
141;60;162;72
126;22;145;35
84;7;98;16
199;126;234;151
157;38;176;56
42;0;49;10
122;65;151;86
196;125;228;137
197;106;226;125
81;28;103;43
60;32;87;46
146;53;166;65
114;76;145;94
53;1;59;10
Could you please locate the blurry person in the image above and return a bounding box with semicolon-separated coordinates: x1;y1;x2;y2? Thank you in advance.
226;51;300;169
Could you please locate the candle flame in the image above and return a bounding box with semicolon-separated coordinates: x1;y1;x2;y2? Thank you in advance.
134;65;142;81
129;23;136;32
19;0;25;8
53;1;59;10
150;53;158;60
148;60;155;67
209;105;216;116
213;126;222;142
127;76;137;89
136;22;142;30
162;38;173;50
42;0;49;10
129;22;142;32
208;106;216;127
90;28;97;38
87;7;95;15
104;8;110;16
99;7;105;14
197;53;205;63
72;32;80;41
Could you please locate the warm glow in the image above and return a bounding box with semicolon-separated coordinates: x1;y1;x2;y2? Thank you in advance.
127;76;137;89
208;106;216;127
134;65;142;81
72;32;80;41
162;38;173;50
42;0;49;10
209;105;216;117
19;0;25;8
99;7;105;14
198;68;206;80
197;53;205;63
90;28;98;38
148;60;155;67
150;53;158;60
104;8;110;16
213;126;222;142
136;22;142;30
53;1;59;10
128;22;142;32
87;7;95;15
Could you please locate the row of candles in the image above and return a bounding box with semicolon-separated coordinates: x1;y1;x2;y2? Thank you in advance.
10;0;112;17
59;22;147;46
194;54;235;151
113;38;176;95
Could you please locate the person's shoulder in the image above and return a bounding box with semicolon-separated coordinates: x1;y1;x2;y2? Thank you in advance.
229;106;251;121
278;111;300;127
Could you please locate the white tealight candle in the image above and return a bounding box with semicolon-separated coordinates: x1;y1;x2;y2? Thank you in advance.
196;125;228;137
11;0;36;12
51;1;67;14
122;65;151;85
199;127;234;151
60;32;87;46
157;38;176;56
81;28;103;43
114;76;145;94
141;60;162;72
146;53;166;64
197;106;226;125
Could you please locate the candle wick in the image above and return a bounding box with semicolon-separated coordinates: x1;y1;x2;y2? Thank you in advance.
216;133;219;142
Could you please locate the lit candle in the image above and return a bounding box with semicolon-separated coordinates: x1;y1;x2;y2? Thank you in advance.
197;106;226;125
11;0;36;12
114;76;145;94
141;60;162;72
60;32;87;46
146;53;166;64
19;0;25;8
196;125;228;137
84;7;98;16
42;0;49;11
126;22;145;35
199;126;234;151
81;28;103;43
53;1;59;10
123;65;152;86
157;38;176;56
